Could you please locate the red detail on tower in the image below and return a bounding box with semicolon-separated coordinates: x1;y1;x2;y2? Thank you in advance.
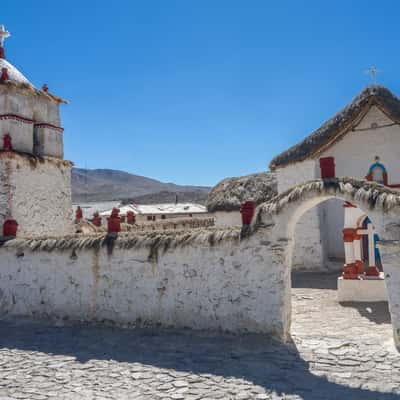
42;84;49;92
0;47;4;59
3;133;12;151
240;201;256;226
0;67;9;82
3;219;18;237
319;157;336;179
107;208;121;233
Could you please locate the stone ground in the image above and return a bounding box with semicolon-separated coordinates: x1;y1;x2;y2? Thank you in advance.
0;272;399;399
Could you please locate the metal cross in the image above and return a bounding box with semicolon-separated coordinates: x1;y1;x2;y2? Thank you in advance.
365;65;379;84
0;25;10;47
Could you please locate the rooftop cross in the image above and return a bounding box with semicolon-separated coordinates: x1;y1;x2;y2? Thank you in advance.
0;25;10;47
0;25;10;59
365;65;380;84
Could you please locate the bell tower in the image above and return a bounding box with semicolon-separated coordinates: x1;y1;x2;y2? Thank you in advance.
0;25;73;238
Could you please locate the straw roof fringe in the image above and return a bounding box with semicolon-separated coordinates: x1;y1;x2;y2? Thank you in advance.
206;172;277;212
2;227;241;261
259;177;400;217
269;86;400;169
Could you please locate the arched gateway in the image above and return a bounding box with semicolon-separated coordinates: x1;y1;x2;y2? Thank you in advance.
252;177;400;350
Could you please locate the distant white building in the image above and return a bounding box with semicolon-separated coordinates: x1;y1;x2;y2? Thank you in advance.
100;203;209;222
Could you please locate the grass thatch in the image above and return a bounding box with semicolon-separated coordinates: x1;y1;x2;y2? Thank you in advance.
206;172;277;212
259;177;400;216
2;227;241;261
270;86;400;169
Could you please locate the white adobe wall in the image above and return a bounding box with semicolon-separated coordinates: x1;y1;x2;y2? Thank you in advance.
213;211;242;228
0;232;288;338
275;159;317;193
33;126;63;158
274;160;325;271
0;152;73;237
291;206;325;271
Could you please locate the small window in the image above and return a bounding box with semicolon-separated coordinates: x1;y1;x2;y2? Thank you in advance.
161;215;166;219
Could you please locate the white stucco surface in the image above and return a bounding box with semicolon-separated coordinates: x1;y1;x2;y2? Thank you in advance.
337;275;387;302
0;152;73;237
0;232;288;338
319;106;400;183
213;211;242;227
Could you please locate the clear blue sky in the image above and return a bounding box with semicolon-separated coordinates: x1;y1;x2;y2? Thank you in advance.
2;1;399;186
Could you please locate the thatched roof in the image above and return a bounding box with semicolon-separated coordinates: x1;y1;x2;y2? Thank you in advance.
206;172;277;212
269;85;400;169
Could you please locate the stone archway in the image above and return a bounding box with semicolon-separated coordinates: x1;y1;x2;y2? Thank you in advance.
253;177;400;350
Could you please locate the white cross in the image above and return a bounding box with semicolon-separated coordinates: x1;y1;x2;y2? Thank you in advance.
0;25;10;47
357;223;376;267
365;65;380;84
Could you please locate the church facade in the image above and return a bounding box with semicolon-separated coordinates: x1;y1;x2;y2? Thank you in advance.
270;85;400;273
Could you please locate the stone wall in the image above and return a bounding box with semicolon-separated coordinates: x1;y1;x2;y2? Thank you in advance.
0;152;73;237
0;228;288;338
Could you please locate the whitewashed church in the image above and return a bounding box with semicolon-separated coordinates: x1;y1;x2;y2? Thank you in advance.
208;84;400;285
269;85;400;277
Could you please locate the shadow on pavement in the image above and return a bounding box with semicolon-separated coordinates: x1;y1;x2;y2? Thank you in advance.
339;301;391;324
0;317;398;400
291;272;339;290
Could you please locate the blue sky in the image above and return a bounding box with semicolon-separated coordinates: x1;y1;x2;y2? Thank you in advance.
2;1;399;186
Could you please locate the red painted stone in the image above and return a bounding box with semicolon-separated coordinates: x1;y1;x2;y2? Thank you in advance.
342;264;359;280
3;133;12;151
240;201;256;226
107;208;121;233
126;211;136;224
92;212;101;227
75;206;83;221
0;67;9;81
365;266;380;277
3;219;18;237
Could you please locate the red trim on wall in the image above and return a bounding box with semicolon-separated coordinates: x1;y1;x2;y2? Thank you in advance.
34;122;64;132
0;114;64;132
0;113;34;123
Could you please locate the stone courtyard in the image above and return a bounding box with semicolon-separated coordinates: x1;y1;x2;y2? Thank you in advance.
0;272;399;400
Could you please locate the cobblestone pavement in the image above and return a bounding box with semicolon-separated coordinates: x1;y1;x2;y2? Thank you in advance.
0;272;399;399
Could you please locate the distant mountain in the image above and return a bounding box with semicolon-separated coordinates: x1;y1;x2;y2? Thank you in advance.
72;168;211;203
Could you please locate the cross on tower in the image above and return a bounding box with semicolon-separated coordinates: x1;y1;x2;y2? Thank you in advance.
365;65;380;84
0;25;10;47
